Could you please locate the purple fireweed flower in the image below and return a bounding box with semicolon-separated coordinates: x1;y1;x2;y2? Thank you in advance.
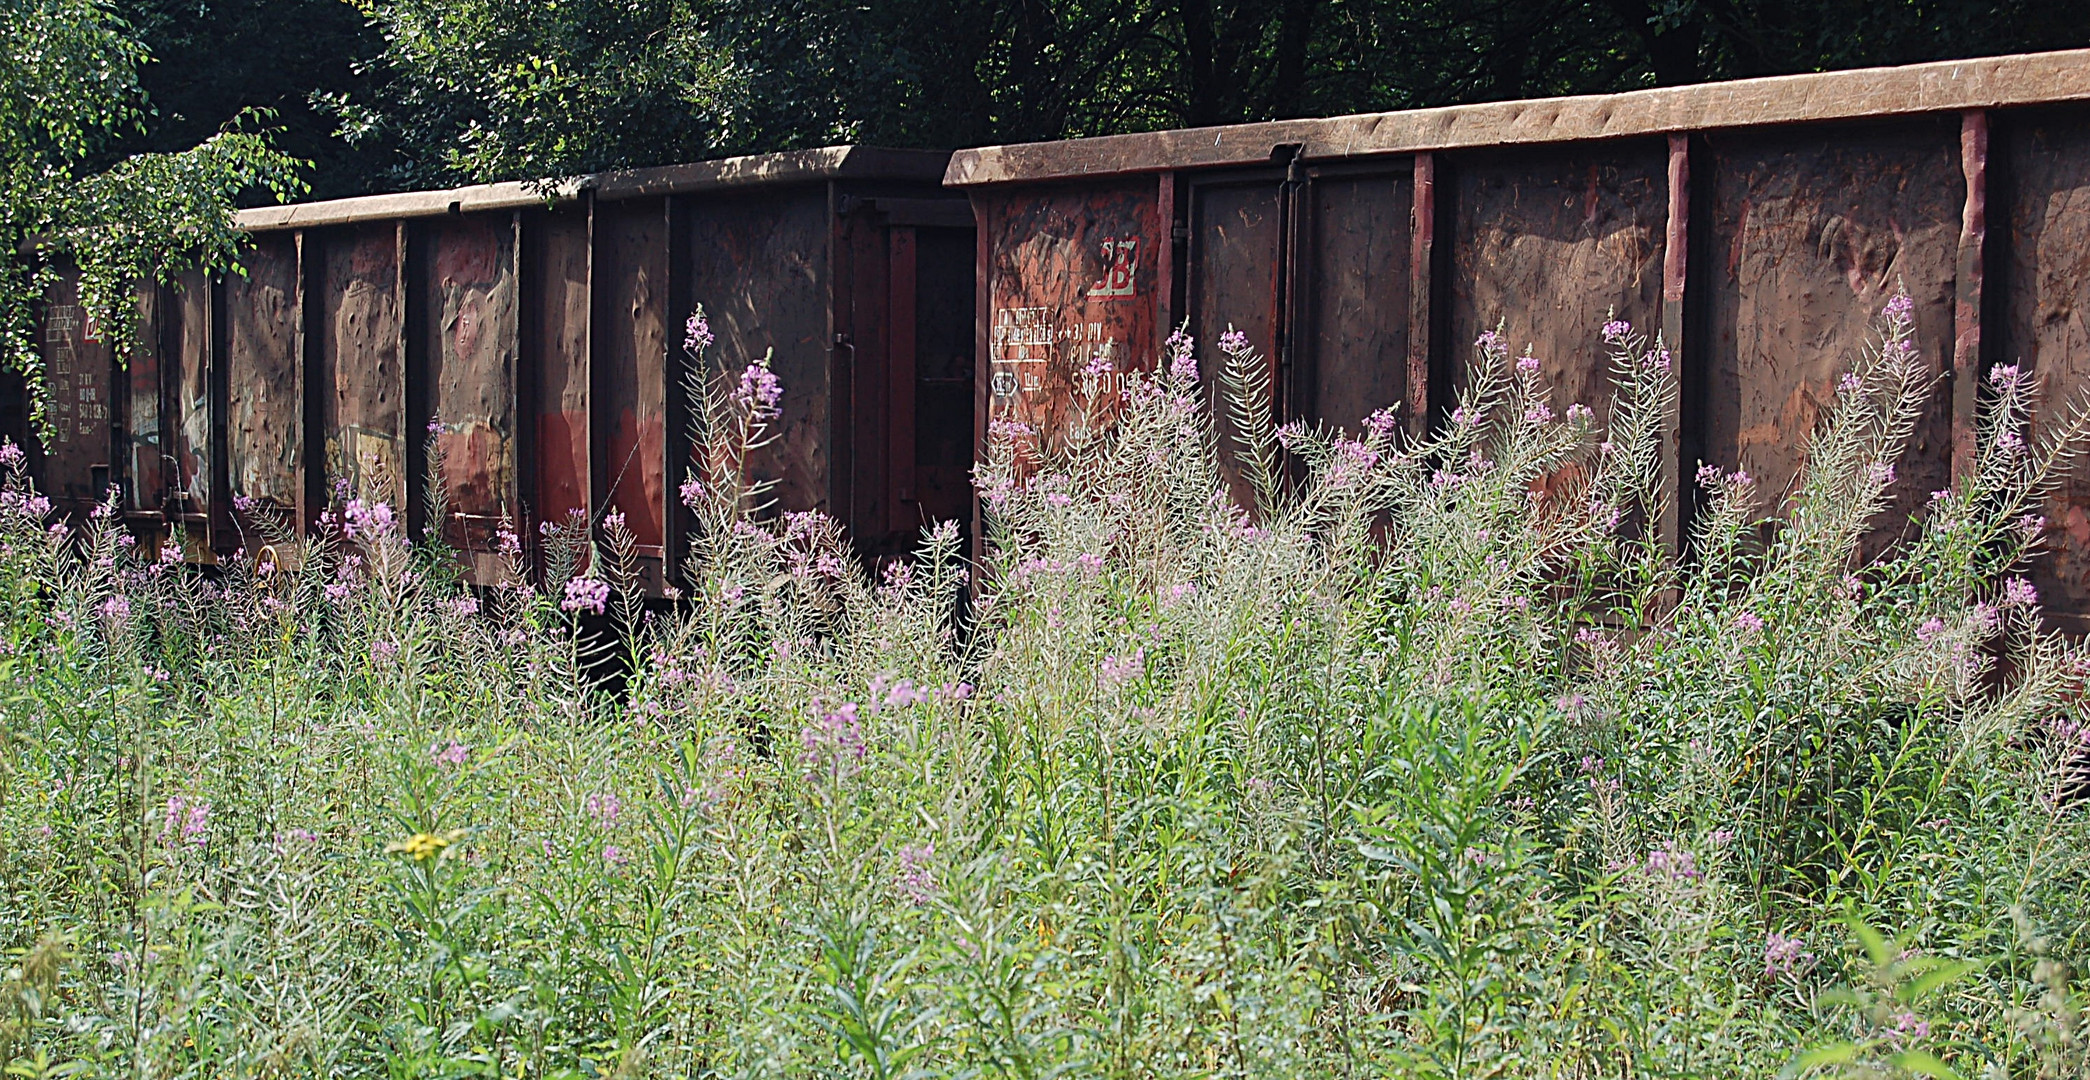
0;441;21;467
432;741;469;768
737;360;783;418
1648;347;1673;372
158;541;183;565
684;311;715;353
342;499;397;541
162;796;210;845
1450;406;1480;427
1839;371;1863;394
1867;462;1896;486
1990;364;2023;389
1601;320;1632;344
1883;292;1915;321
1887;1009;1931;1045
1565;403;1593;424
496;526;523;557
373;640;398;661
1917;617;1948;643
1765;932;1815;978
233;494;257;514
1516;354;1541;374
1732;612;1765;636
679;476;705;509
1972;602;2000;633
448;595;480;617
1362;408;1400;440
562;576;610;615
1166;328;1199;382
2004;576;2039;606
897;842;936;904
602;845;627;867
801;702;867;781
324;582;353;603
585;792;622;826
1997;429;2026;455
1218;328;1250;353
98;594;131;623
2018;513;2047;539
1098;648;1145;689
427;417;443;436
1475;329;1503;352
1524;402;1554;424
1644;840;1700;881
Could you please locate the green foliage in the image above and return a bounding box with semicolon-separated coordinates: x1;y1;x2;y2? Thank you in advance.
0;0;304;437
326;0;2090;188
3;298;2090;1076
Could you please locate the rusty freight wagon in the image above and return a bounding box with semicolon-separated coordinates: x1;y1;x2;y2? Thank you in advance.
29;146;977;591
947;48;2090;628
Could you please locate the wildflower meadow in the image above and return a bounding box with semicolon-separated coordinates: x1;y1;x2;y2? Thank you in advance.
2;298;2086;1078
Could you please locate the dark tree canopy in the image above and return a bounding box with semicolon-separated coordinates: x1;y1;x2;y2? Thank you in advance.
118;0;2090;194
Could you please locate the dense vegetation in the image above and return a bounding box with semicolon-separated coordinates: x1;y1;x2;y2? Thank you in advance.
0;0;302;434
105;0;2090;195
3;302;2086;1077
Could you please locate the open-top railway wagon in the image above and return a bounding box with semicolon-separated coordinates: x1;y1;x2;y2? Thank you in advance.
21;145;977;592
947;48;2090;627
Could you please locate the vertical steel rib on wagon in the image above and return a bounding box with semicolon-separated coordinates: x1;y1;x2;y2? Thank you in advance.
23;146;977;594
946;48;2090;625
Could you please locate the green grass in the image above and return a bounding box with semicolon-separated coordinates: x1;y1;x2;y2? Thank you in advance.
2;301;2086;1078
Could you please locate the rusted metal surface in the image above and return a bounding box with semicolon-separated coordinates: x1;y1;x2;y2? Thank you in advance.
677;187;834;532
417;213;520;579
979;181;1162;455
224;232;303;526
168;268;213;554
35;269;112;509
1954;110;1990;486
592;198;669;576
521;202;593;533
2000;106;2090;624
127;285;164;517
908;223;978;539
318;223;409;510
1698;120;1962;557
945;49;2090;186
1292;162;1415;433
1447;142;1667;432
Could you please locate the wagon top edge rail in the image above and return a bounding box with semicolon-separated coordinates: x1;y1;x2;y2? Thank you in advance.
235;144;955;232
945;47;2090;186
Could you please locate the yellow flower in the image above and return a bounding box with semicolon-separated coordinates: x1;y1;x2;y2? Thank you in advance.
386;829;465;861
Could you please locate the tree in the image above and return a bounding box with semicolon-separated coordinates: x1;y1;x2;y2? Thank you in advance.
0;0;303;436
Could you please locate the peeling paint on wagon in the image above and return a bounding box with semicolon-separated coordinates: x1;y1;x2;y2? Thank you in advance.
1695;119;1962;561
418;213;520;579
2000;105;2090;628
225;232;303;524
319;223;409;511
1447;142;1667;433
978;181;1163;456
